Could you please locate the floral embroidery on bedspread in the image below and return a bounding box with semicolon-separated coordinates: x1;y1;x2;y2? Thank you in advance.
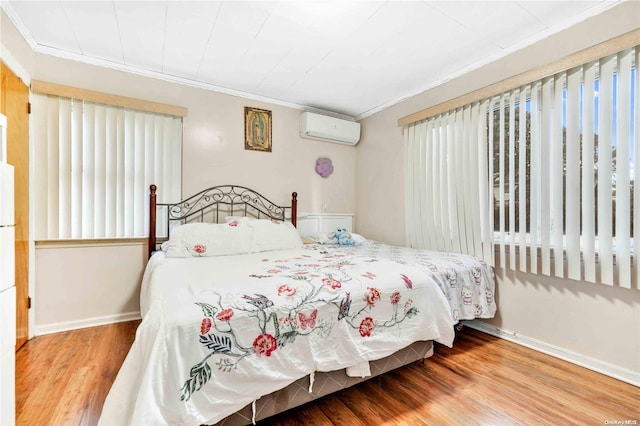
180;249;420;402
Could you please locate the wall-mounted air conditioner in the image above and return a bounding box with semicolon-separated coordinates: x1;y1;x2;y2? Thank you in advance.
299;112;361;146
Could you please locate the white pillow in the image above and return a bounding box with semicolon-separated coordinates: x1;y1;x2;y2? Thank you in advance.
165;222;253;258
249;219;303;252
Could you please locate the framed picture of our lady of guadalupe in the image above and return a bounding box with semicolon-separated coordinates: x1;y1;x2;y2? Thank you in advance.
244;106;272;152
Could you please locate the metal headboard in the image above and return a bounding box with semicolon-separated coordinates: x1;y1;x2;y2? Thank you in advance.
148;184;298;257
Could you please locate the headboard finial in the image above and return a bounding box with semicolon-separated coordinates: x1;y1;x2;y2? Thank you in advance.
291;192;298;228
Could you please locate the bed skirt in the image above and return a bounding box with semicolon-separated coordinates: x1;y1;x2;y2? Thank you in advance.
215;340;434;425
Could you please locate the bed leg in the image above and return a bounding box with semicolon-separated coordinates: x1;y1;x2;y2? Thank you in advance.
424;341;434;359
455;323;464;332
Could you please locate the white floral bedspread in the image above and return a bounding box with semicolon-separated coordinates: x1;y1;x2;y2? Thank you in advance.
338;242;496;322
99;245;455;426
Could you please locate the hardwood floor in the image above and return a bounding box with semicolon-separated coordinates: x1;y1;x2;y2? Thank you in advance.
16;321;138;426
16;322;638;426
263;331;639;426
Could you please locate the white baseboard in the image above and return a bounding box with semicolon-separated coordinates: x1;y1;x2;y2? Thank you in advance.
463;319;640;388
35;312;141;336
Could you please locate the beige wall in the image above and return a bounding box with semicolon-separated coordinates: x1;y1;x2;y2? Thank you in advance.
34;242;146;333
356;1;640;376
489;266;640;376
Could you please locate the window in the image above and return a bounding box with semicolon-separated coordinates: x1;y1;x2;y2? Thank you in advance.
33;93;182;240
490;47;637;286
405;44;638;289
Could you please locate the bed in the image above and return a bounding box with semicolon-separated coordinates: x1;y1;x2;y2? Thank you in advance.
99;185;495;426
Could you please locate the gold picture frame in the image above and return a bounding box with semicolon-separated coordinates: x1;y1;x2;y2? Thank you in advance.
244;107;272;152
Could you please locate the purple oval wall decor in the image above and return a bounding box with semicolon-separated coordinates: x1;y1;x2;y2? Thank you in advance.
315;157;333;178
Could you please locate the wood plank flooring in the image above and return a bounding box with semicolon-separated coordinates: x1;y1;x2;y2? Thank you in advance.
16;322;639;426
16;321;138;426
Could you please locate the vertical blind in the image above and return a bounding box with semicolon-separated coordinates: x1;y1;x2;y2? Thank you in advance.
404;102;494;265
405;45;638;290
33;93;182;240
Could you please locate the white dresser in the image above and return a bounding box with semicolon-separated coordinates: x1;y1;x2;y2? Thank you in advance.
0;113;16;425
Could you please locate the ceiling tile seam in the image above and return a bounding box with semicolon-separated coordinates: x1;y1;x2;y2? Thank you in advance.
254;48;297;92
427;3;468;32
195;3;223;81
516;1;548;32
252;8;271;42
426;3;494;50
366;1;387;21
61;2;84;57
240;6;272;58
301;2;389;76
112;1;127;65
160;2;168;74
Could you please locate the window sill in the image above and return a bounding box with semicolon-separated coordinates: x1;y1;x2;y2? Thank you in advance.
35;238;147;249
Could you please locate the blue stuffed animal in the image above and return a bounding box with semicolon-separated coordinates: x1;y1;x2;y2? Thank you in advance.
329;227;355;246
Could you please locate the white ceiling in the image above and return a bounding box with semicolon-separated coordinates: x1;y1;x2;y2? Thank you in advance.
2;1;618;119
